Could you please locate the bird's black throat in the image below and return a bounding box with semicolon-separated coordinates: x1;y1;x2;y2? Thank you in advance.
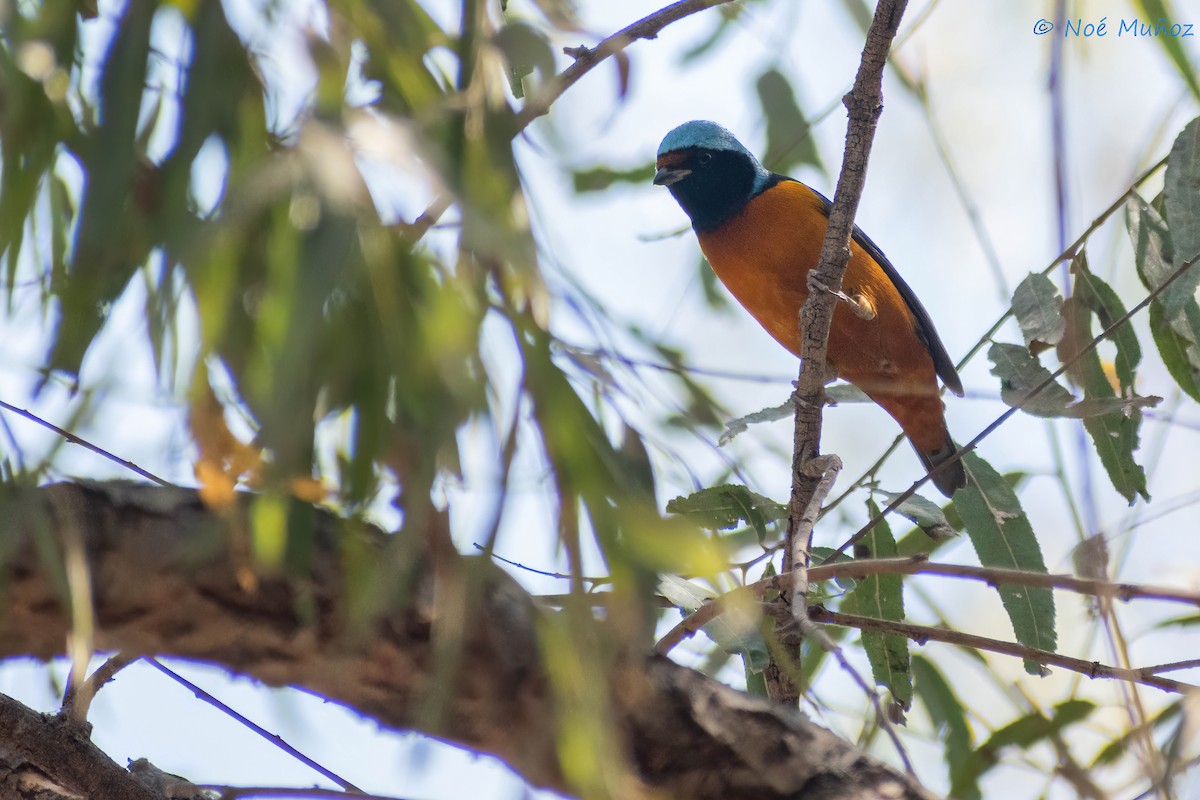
664;149;783;232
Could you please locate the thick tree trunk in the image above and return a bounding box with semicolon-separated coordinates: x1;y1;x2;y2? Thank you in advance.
0;481;938;800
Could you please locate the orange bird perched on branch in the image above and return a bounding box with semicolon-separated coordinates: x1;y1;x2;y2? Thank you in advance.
654;120;966;496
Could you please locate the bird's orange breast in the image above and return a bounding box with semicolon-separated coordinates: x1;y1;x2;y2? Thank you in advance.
695;180;945;449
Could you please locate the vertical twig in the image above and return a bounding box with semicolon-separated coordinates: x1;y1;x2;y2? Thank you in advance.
767;0;910;706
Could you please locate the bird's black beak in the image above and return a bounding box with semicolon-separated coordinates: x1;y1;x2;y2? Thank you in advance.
653;166;691;186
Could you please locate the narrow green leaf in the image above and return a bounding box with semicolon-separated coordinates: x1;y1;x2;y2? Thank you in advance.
811;546;858;591
912;655;978;800
756;68;823;176
1149;300;1200;401
842;500;911;709
493;17;567;99
1091;701;1181;767
1130;2;1200;102
1127;193;1177;296
1165;118;1200;307
1011;272;1065;348
571;162;655;193
953;700;1095;791
956;453;1056;673
984;700;1095;751
720;400;790;445
874;490;955;540
988;342;1077;417
666;484;785;541
1070;253;1141;391
988;342;1158;418
1059;294;1150;502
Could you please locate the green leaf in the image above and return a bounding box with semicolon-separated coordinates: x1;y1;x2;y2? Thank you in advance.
988;342;1159;419
1011;272;1065;348
912;656;978;800
666;484;785;542
755;68;823;176
49;0;156;377
719;400;791;445
1059;293;1150;503
658;575;768;670
1070;253;1141;392
842;500;911;710
1091;701;1181;767
951;700;1095;791
1165;118;1200;306
571;162;655;193
811;546;858;591
1149;299;1200;402
956;453;1056;673
1127;193;1178;299
873;490;955;540
1129;2;1200;103
988;342;1077;417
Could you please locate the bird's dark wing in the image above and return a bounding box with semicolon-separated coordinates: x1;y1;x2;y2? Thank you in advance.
809;187;964;396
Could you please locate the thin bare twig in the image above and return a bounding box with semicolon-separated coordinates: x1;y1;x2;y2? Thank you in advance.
146;658;362;793
60;652;138;726
205;787;419;800
809;607;1192;694
0;398;173;486
654;554;1200;654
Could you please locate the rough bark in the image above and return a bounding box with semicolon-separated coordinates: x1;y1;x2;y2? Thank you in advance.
0;481;938;800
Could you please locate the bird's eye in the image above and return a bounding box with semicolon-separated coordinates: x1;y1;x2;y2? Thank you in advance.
697;152;713;166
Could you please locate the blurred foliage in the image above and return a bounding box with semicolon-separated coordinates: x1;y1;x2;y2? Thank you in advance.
1;1;1200;798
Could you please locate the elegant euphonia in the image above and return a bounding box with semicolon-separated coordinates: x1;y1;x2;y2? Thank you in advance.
654;120;966;496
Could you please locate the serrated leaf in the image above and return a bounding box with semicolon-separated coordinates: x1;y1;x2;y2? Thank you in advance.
1165;118;1200;308
956;453;1055;673
1011;272;1066;349
873;490;955;540
988;342;1077;416
658;575;768;670
1071;252;1141;391
913;656;978;800
756;68;823;176
1059;294;1150;502
666;484;785;542
842;500;911;710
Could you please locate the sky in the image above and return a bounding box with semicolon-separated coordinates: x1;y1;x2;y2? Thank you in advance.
3;0;1200;798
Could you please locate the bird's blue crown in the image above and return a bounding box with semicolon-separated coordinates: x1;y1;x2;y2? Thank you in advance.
657;120;755;160
657;120;772;195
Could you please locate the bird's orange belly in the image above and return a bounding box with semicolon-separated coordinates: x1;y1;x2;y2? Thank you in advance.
695;183;945;449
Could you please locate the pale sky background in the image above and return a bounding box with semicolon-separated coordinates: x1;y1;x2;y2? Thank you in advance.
3;0;1200;798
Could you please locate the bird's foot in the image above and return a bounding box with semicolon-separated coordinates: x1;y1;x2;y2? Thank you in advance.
808;277;877;320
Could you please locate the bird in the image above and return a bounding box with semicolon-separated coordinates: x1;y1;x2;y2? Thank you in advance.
653;120;966;496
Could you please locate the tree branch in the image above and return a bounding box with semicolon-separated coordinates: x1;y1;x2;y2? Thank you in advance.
809;607;1191;694
771;0;909;705
0;691;158;800
0;481;938;800
403;0;735;241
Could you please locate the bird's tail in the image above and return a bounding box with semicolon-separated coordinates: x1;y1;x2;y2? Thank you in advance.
915;434;968;498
